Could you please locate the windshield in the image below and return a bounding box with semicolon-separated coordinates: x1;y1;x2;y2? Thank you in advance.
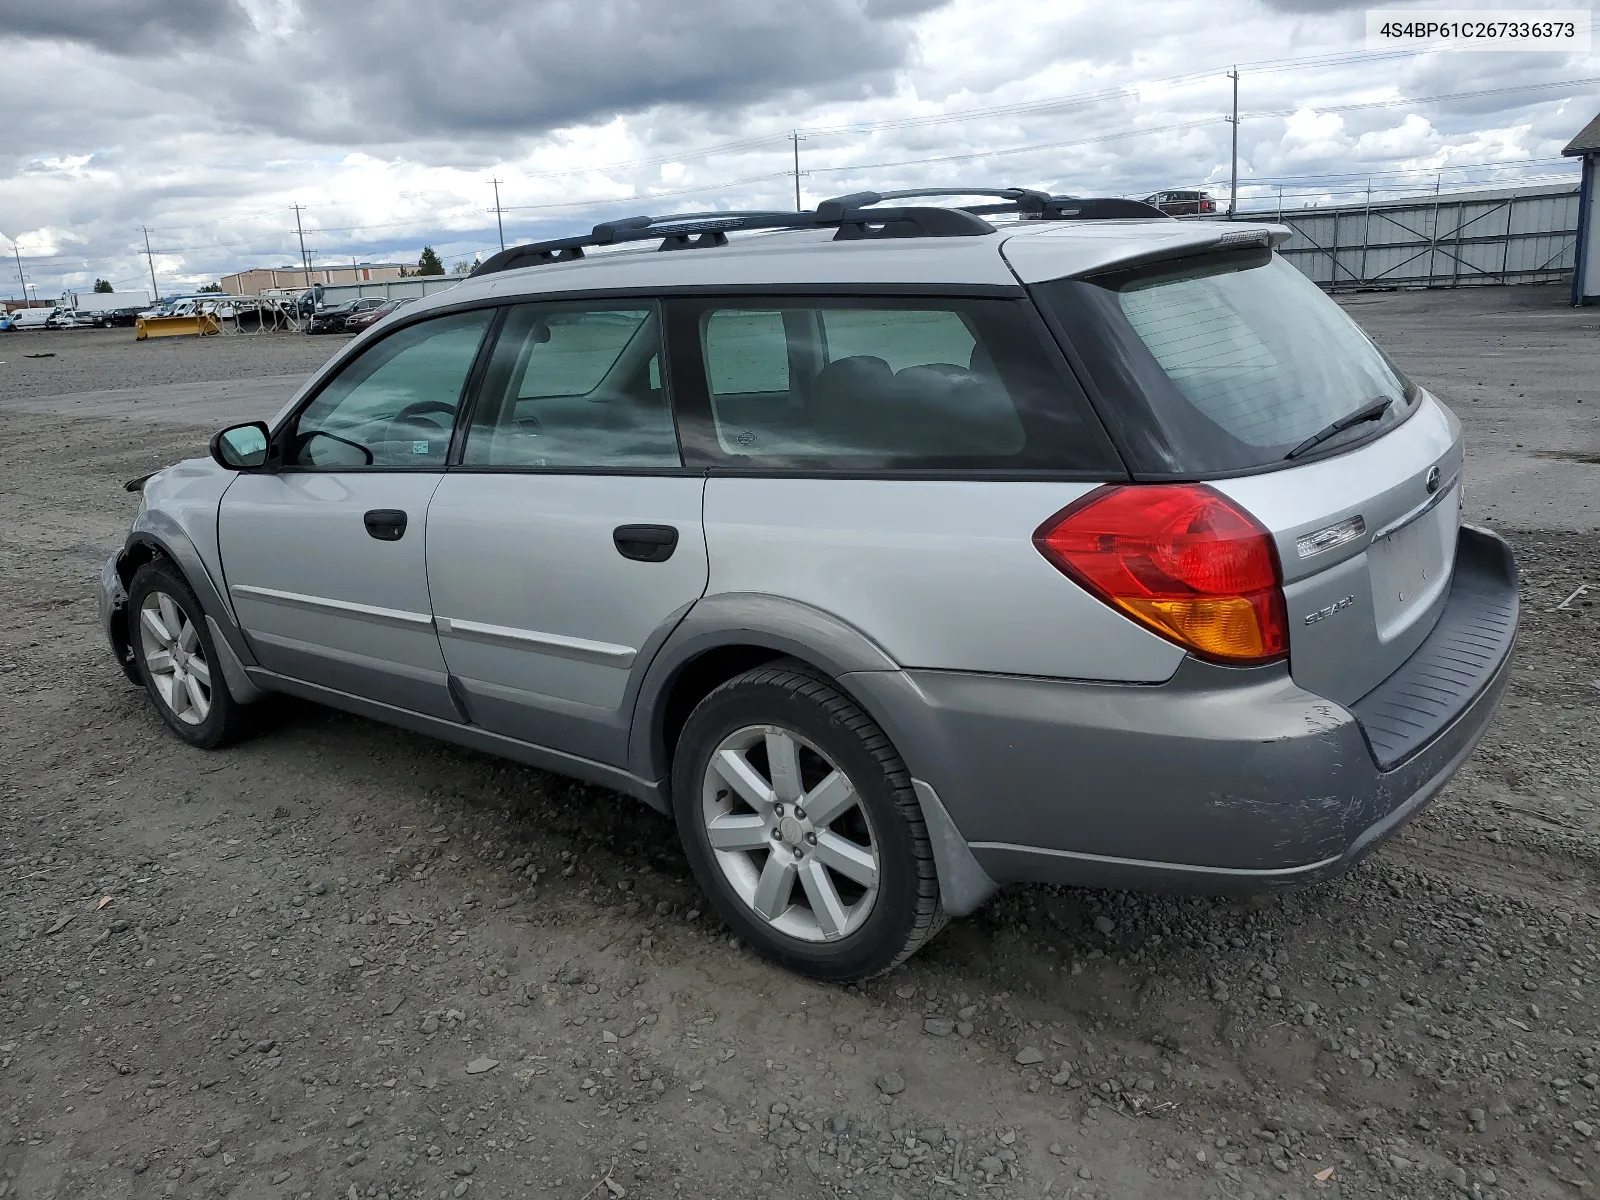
1035;250;1416;475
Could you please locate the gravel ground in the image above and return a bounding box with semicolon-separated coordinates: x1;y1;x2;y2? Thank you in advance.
1;301;1598;1200
0;328;342;402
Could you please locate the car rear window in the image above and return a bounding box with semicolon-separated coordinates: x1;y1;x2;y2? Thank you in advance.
678;297;1120;473
1034;249;1416;475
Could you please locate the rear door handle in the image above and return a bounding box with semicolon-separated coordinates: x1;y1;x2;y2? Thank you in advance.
363;509;408;541
613;524;678;562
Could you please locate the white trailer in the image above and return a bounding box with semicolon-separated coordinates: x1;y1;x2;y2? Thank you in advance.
59;289;152;315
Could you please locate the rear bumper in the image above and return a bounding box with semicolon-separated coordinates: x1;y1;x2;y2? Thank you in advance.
847;525;1517;894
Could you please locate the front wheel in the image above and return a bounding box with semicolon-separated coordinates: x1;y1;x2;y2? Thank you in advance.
672;665;943;981
128;560;248;749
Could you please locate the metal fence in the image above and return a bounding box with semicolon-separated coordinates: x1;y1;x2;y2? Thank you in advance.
1256;182;1579;291
314;276;467;305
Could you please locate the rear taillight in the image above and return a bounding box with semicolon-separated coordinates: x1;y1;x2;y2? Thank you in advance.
1034;485;1289;665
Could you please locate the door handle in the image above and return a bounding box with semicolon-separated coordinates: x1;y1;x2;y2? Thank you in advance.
613;524;678;563
363;509;408;541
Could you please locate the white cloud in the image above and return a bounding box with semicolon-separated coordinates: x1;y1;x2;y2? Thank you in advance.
0;0;1592;294
1354;113;1437;159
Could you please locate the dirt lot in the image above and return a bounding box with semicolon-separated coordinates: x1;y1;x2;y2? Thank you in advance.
1;295;1598;1200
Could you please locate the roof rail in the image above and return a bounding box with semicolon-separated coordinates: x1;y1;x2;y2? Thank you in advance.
819;188;1168;221
470;187;1168;277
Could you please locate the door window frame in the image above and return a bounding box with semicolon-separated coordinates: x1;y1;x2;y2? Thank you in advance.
662;289;1126;480
449;297;694;477
268;302;504;474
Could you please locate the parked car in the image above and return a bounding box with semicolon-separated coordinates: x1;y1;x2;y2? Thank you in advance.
309;297;385;334
97;187;1517;981
10;306;63;330
1141;189;1217;215
46;311;94;329
343;297;412;332
95;306;144;328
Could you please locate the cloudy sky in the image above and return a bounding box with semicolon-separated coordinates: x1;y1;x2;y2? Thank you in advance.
1;0;1595;297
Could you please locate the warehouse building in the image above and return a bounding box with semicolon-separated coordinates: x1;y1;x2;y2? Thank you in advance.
220;263;410;295
1567;108;1600;305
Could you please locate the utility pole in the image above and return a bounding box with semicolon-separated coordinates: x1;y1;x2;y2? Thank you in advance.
291;204;311;286
791;131;807;211
1228;67;1239;219
142;226;160;301
11;239;24;303
489;178;506;252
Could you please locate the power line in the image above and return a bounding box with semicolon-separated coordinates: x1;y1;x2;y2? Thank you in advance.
499;48;1435;179
497;171;794;212
805;118;1225;175
804;76;1595;181
1248;75;1600;119
1231;155;1573;185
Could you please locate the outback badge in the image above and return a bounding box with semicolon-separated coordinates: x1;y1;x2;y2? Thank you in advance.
1304;595;1356;625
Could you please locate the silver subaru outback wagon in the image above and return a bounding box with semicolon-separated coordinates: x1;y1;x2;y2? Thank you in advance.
97;189;1519;981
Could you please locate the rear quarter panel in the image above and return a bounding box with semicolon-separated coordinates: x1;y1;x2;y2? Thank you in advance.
702;478;1187;681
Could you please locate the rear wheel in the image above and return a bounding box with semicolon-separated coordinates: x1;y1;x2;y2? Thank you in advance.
128;560;248;749
672;665;943;981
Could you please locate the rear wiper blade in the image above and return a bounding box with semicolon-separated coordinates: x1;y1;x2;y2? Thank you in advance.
1284;396;1395;461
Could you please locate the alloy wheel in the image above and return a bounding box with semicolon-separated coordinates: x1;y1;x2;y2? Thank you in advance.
699;724;880;942
137;590;212;726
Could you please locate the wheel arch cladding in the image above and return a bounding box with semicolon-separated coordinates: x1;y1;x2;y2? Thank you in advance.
627;594;1001;919
628;592;903;785
121;524;258;671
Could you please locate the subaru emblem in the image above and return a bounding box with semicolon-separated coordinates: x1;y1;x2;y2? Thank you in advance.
1425;465;1441;495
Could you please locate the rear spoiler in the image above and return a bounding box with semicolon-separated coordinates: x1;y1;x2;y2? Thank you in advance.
1000;222;1293;285
1075;225;1293;279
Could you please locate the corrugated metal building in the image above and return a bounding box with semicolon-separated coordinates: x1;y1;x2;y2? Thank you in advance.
1565;108;1600;305
1270;180;1579;292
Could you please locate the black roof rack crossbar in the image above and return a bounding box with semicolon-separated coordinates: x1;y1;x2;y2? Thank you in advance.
470;187;1169;277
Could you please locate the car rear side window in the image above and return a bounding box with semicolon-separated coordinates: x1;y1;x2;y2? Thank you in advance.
680;296;1119;473
460;302;680;469
1035;250;1416;475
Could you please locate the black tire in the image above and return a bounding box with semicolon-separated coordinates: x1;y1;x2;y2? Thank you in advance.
672;664;944;981
127;559;248;749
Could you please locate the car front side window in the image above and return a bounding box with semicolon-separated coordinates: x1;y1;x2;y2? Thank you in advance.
290;309;492;468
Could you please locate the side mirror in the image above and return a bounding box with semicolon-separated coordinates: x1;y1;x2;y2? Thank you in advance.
210;421;271;471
